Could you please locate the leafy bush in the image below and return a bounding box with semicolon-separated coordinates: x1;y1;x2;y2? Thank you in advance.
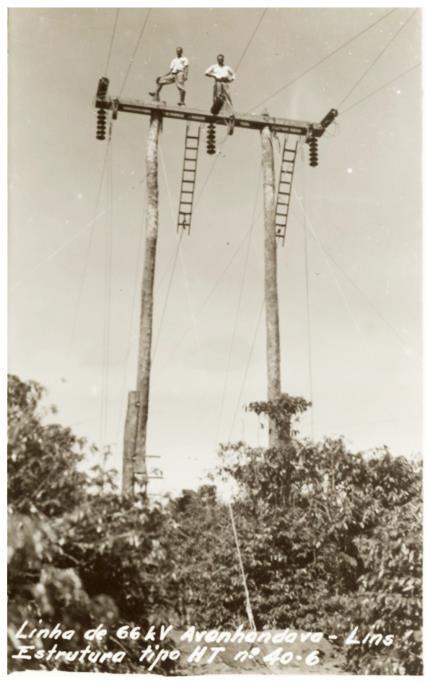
210;398;423;674
7;377;422;675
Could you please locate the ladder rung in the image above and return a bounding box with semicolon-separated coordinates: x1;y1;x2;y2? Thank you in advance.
179;201;193;206
181;180;195;184
187;135;200;140
278;191;290;196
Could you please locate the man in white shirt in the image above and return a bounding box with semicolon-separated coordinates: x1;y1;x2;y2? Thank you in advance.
205;54;235;115
149;46;189;106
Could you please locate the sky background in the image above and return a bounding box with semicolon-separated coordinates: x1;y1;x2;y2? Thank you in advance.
8;6;422;495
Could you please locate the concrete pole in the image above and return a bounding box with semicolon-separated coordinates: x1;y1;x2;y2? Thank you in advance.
261;125;281;447
122;113;162;495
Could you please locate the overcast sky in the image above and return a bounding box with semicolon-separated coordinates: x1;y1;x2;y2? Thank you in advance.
8;6;422;494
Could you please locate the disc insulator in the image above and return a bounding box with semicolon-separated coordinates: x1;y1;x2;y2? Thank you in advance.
96;108;107;141
308;137;319;167
206;124;216;155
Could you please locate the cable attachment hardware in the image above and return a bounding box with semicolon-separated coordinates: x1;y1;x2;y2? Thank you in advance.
206;122;216;155
307;136;319;167
112;98;120;121
96;109;107;141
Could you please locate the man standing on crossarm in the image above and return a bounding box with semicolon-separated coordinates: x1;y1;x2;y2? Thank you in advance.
205;54;235;116
149;46;189;106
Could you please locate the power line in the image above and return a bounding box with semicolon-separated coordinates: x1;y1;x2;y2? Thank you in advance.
67;141;111;358
228;298;265;442
10;172;147;293
227;503;257;631
337;9;418;109
118;8;152;96
99;143;114;447
157;217;261;376
216;169;261;442
249;8;397;112
324;244;415;353
114;204;146;449
235;9;267;72
294;191;415;355
192;9;267;210
104;9;120;75
159;141;200;354
340;62;420;115
302;199;315;440
152;232;184;359
293;190;362;335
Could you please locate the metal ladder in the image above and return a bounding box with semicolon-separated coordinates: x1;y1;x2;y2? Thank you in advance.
177;125;200;234
275;136;298;245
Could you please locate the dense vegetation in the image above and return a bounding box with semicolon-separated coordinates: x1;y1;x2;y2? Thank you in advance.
7;375;422;674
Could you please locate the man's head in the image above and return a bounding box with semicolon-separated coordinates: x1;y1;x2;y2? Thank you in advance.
176;46;183;57
217;54;225;65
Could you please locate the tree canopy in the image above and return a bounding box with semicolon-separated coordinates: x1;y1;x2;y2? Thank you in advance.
7;375;422;674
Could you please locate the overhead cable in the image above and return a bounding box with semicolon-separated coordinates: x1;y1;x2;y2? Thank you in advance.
249;8;397;112
340;62;420;115
119;8;152;96
337;9;418;109
104;9;120;75
235;9;267;72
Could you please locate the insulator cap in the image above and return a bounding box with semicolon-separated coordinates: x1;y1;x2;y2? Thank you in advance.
320;108;338;129
96;77;110;100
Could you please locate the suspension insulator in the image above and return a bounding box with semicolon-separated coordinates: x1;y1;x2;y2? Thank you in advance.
308;136;319;167
206;123;216;155
96;108;107;141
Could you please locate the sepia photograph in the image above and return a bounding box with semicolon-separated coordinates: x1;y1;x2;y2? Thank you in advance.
6;4;423;677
